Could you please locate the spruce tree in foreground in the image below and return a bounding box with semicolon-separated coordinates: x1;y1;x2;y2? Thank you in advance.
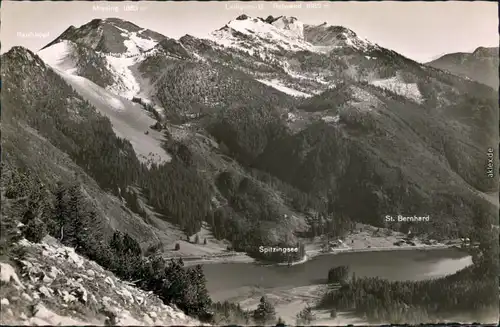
296;305;315;324
253;296;276;325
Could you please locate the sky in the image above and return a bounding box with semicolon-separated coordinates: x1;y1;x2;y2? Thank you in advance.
1;1;498;63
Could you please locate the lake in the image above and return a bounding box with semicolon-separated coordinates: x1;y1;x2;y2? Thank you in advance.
202;248;472;302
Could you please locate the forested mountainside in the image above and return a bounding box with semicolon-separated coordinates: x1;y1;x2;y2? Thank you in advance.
4;14;499;260
1;47;214;322
2;15;498;323
426;47;499;89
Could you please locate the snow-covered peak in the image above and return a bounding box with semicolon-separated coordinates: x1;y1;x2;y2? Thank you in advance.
209;15;313;54
209;15;377;54
38;38;143;100
226;15;305;42
269;16;304;40
41;18;165;58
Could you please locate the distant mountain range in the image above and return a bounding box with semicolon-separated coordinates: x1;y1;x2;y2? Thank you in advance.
3;15;498;262
426;47;499;89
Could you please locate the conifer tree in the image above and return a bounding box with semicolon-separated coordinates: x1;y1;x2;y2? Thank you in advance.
253;296;276;324
296;306;315;324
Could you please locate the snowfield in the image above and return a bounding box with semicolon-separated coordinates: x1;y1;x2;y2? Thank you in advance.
59;72;171;165
133;30;159;50
126;31;157;54
37;47;172;166
120;31;158;56
37;40;78;75
270;16;305;40
109;24;158;56
38;40;170;166
104;55;142;99
257;79;312;98
65;74;126;112
370;76;423;103
38;40;144;101
321;115;340;123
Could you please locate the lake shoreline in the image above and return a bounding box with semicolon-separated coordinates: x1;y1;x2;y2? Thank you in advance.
177;243;458;267
165;223;466;267
205;246;473;312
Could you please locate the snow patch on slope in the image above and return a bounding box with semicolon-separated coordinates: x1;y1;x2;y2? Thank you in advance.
55;70;171;165
65;73;126;111
345;85;384;113
104;55;141;99
133;30;158;50
279;62;334;93
321;115;340;123
370;76;423;103
100;22;159;99
39;40;143;102
270;16;305;40
121;32;158;56
257;79;312;98
37;40;78;75
108;23;158;56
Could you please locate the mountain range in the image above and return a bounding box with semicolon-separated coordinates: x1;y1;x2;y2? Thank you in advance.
3;15;498;262
427;46;499;89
